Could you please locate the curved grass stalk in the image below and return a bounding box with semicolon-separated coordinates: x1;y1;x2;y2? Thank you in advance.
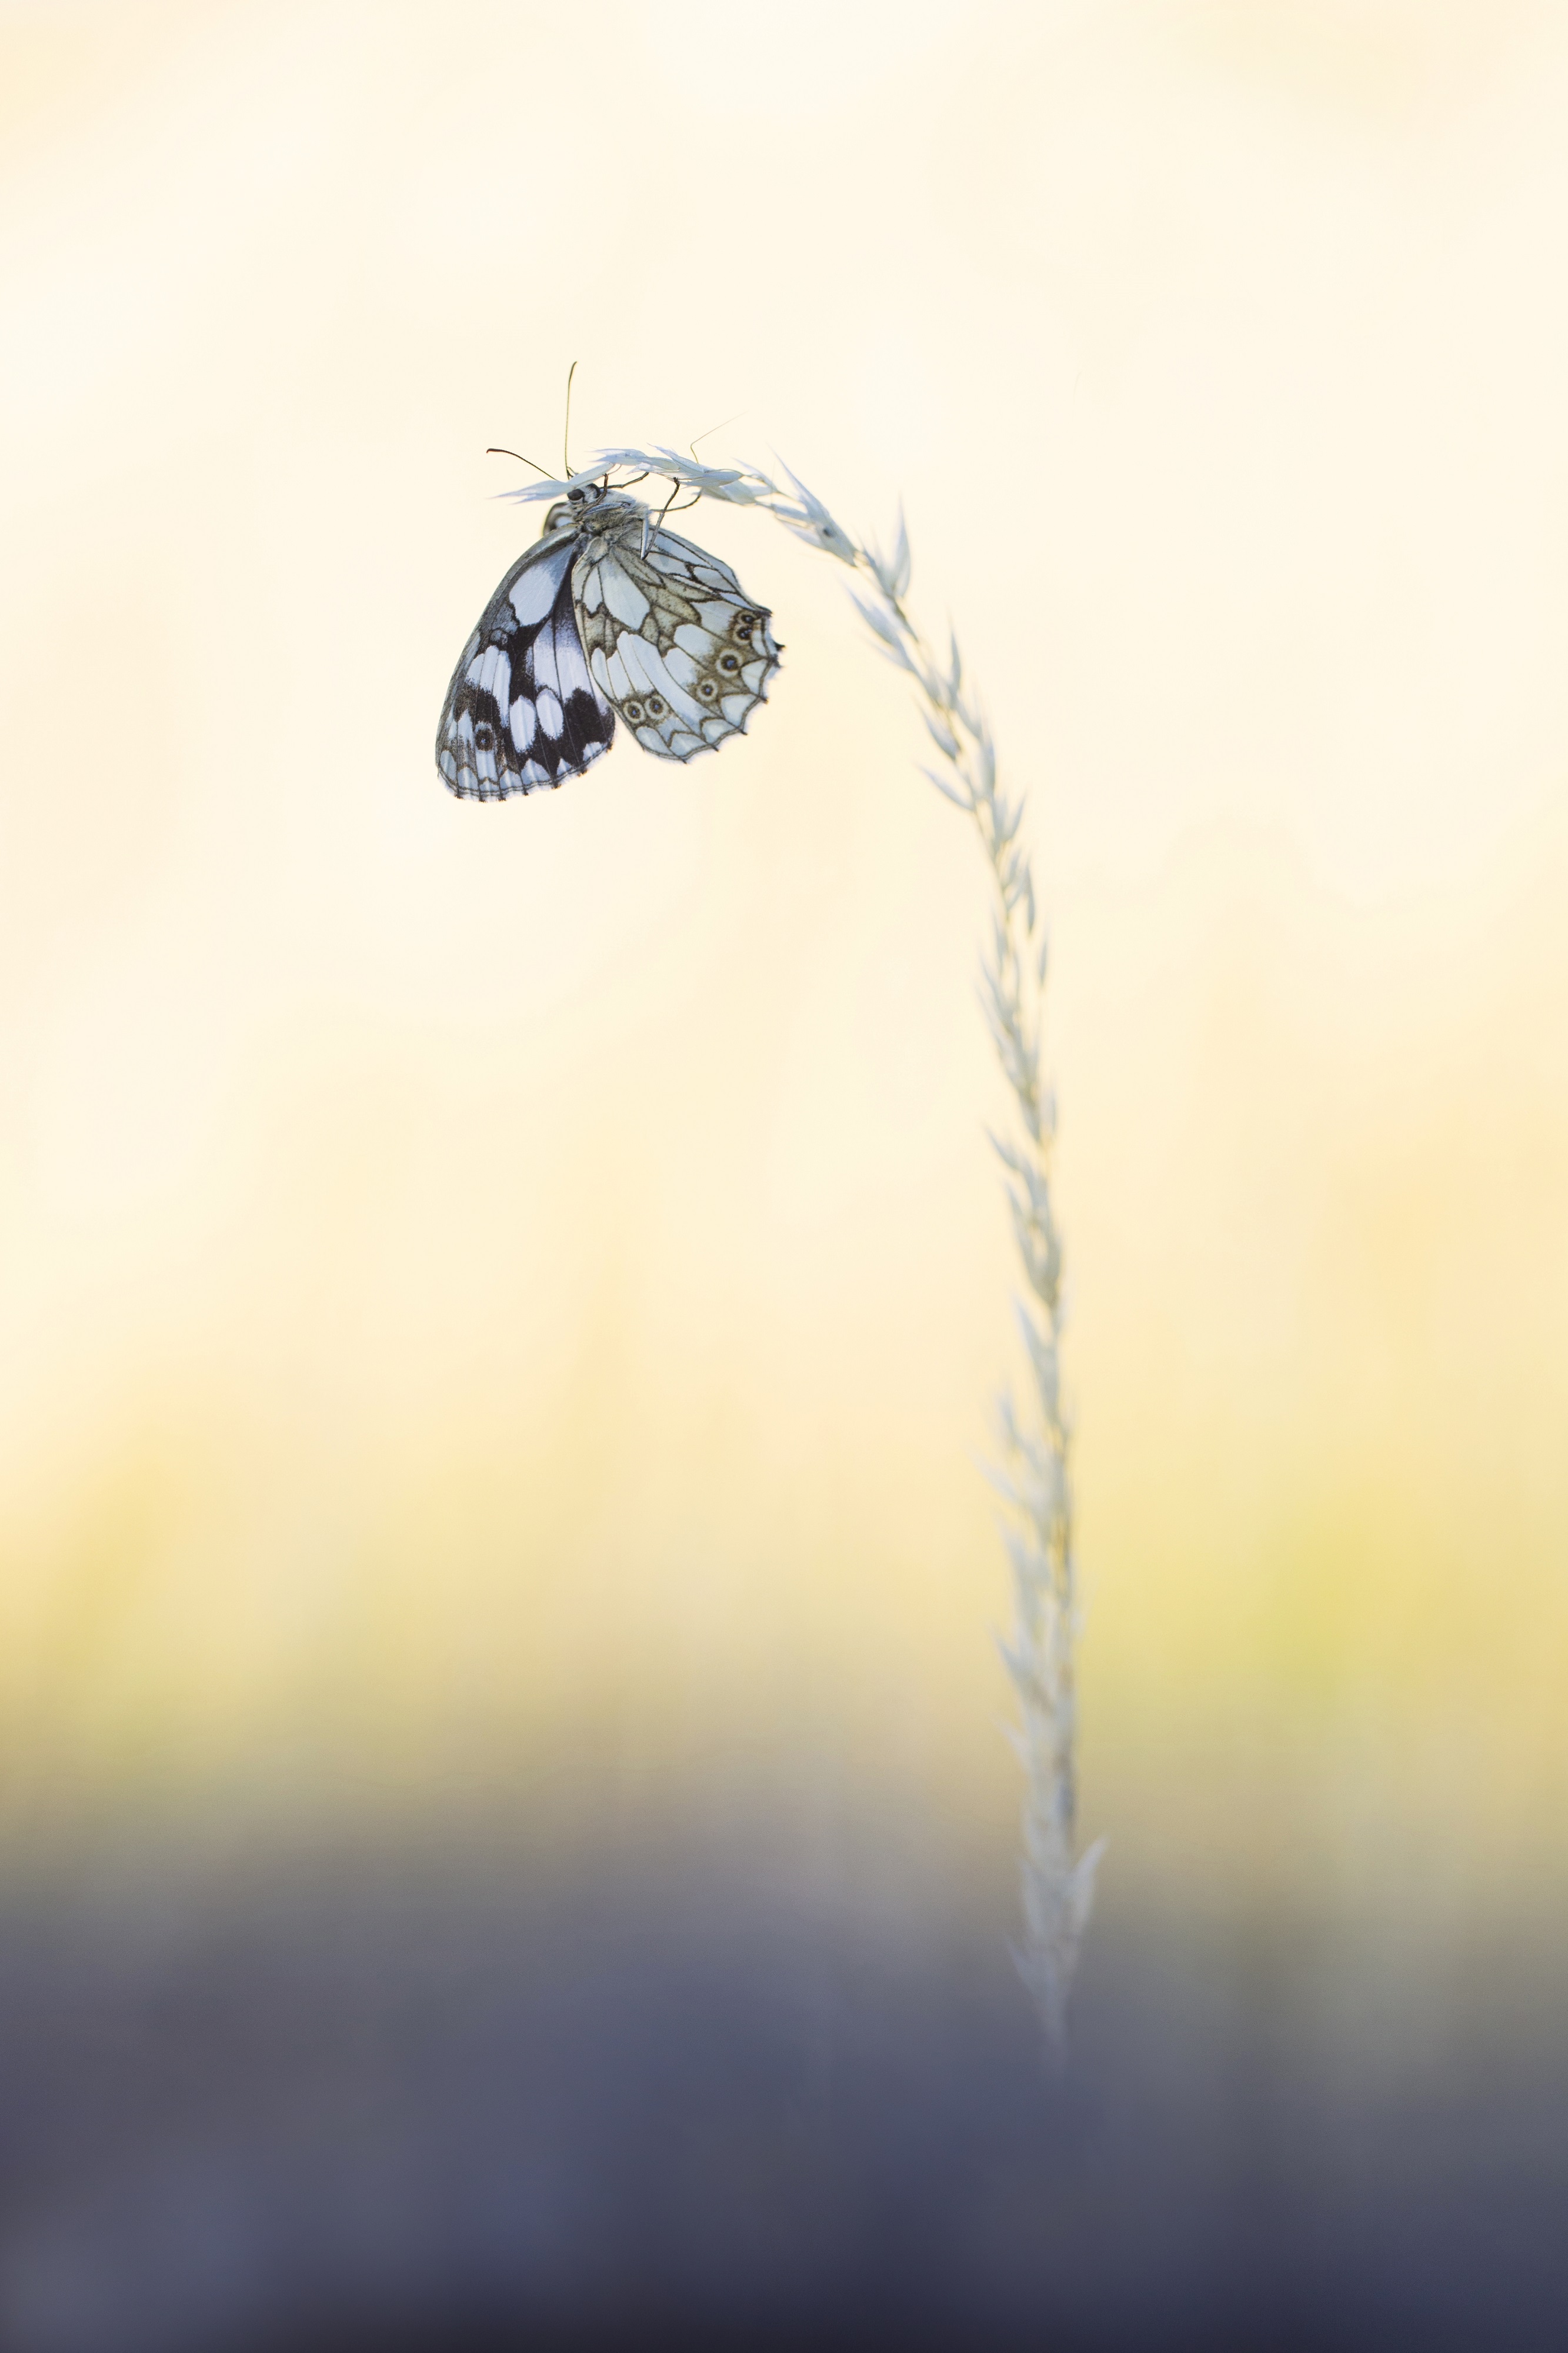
503;448;1105;2057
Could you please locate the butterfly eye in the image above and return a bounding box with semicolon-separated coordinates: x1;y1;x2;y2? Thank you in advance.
718;654;740;675
568;486;586;505
624;701;644;721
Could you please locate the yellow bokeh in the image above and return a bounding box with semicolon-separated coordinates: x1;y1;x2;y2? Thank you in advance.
2;0;1565;1938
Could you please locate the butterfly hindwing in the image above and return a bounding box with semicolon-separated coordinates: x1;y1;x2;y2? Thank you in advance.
436;535;615;800
573;524;782;763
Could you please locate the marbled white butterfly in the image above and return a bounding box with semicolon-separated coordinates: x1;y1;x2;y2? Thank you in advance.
436;481;781;800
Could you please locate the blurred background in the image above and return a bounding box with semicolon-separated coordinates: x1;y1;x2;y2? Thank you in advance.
2;2;1566;2345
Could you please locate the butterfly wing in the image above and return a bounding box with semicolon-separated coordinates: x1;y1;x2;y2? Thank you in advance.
436;533;615;799
573;524;781;763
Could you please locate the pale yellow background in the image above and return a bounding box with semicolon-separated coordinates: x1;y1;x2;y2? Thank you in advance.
2;1;1565;1952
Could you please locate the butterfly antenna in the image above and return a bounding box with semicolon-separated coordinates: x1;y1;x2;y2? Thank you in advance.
486;446;554;477
563;359;578;480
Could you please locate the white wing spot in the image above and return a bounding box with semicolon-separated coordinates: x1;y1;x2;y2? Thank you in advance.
532;628;560;698
509;555;565;625
552;615;594;698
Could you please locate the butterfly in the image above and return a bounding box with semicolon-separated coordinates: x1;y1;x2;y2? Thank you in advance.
436;481;782;801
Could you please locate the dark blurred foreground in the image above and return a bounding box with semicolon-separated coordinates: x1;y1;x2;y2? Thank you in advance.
0;1814;1563;2353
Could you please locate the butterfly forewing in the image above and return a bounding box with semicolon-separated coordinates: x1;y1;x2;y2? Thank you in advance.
436;535;614;799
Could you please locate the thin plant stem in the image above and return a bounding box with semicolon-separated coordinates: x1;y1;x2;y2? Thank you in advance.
502;445;1106;2058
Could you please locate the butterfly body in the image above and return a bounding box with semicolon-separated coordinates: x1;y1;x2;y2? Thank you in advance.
437;485;780;801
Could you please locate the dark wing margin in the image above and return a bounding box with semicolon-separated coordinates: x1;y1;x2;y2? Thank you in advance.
436;536;615;801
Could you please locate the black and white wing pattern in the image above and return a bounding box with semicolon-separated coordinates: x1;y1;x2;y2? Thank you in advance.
573;525;782;762
435;531;614;800
438;485;779;798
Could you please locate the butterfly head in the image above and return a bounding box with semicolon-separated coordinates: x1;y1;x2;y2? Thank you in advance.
541;479;640;539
